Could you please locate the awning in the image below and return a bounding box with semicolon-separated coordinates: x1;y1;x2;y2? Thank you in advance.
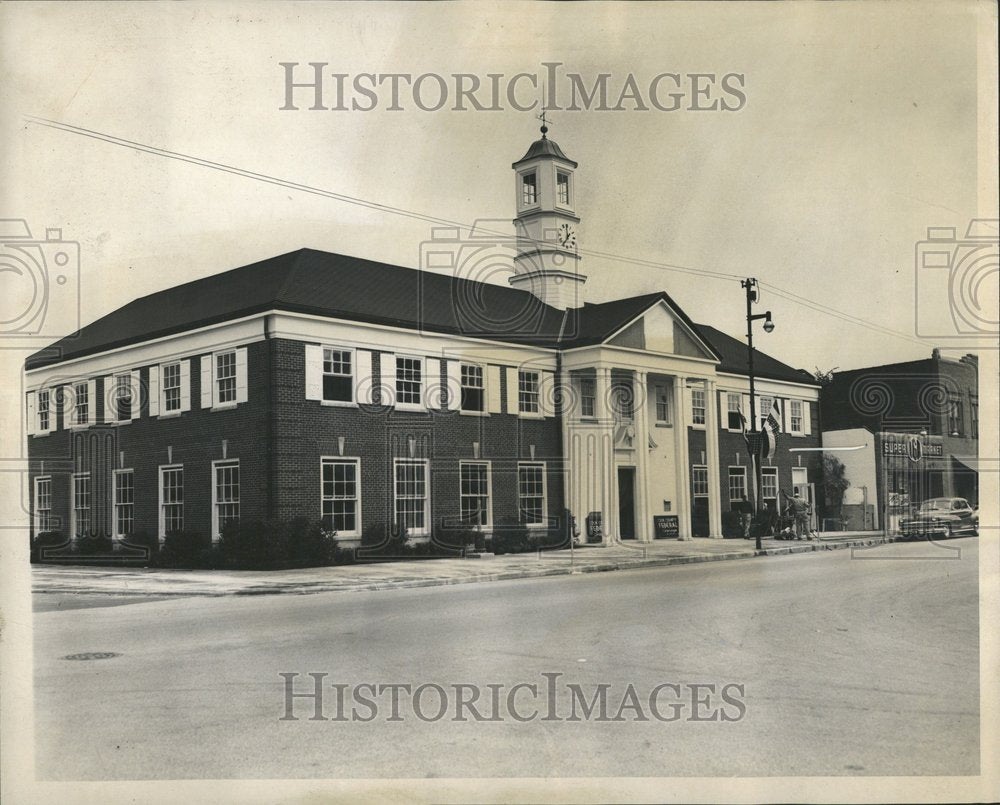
952;455;988;473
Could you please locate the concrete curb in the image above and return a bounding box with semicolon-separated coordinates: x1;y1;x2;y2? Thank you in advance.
33;534;907;599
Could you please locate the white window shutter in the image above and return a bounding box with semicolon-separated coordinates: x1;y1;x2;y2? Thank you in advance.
200;356;212;409
354;349;373;404
235;347;248;403
424;358;443;409
62;384;75;428
803;400;812;435
506;368;519;414
540;371;555;417
130;370;142;420
149;365;160;417
445;361;461;411
304;344;323;401
103;375;115;423
86;380;96;425
380;353;396;406
179;360;191;412
26;391;36;436
487;366;503;413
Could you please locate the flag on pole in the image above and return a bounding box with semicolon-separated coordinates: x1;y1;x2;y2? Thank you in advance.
762;398;782;461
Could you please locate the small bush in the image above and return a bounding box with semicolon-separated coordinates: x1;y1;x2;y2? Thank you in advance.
75;530;114;556
721;511;744;539
490;517;531;555
287;518;339;568
31;531;71;563
156;530;211;568
219;519;289;570
120;530;159;561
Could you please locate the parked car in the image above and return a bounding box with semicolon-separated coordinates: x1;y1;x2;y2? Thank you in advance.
899;497;978;539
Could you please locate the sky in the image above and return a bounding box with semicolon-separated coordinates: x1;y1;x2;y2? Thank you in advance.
2;1;997;377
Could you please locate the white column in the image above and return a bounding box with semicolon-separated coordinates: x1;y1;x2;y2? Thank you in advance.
557;367;576;539
634;370;651;542
597;366;616;544
673;377;692;540
704;378;724;538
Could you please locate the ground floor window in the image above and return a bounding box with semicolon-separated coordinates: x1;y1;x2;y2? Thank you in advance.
460;461;491;527
73;473;91;537
692;465;709;497
213;460;240;538
518;462;547;526
761;467;778;500
114;470;134;537
322;458;360;536
394;459;429;535
728;466;747;504
159;465;184;535
35;476;52;532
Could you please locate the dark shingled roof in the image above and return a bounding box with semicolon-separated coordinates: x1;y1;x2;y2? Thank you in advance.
24;247;811;388
512;136;578;168
694;324;816;385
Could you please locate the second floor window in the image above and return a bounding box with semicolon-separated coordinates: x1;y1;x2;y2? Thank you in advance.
789;400;803;433
163;363;182;412
216;351;237;404
612;380;634;420
115;374;132;421
396;357;422;406
948;395;963;436
655;386;671;424
691;388;706;426
518;371;540;414
580;378;596;418
323;348;353;402
37;390;50;431
759;396;773;428
692;466;709;497
727;393;742;431
460;364;484;412
74;382;89;425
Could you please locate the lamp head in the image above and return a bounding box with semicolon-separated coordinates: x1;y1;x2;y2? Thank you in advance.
762;312;775;334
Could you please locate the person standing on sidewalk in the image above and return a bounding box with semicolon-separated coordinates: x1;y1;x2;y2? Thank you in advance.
781;489;815;540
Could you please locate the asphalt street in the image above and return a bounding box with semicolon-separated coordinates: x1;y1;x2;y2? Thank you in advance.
33;537;979;780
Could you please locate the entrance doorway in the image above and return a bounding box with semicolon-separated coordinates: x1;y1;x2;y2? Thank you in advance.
792;468;819;531
618;467;636;539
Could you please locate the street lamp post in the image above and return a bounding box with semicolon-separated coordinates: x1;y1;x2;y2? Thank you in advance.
741;277;774;550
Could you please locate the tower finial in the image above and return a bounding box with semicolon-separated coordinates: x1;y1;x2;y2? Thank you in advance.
537;110;550;138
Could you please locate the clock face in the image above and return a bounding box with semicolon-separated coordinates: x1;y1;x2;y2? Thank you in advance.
557;223;576;248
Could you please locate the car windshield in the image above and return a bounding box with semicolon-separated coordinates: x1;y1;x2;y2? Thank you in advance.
919;499;952;512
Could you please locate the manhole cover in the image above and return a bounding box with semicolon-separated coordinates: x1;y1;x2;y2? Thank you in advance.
61;652;121;661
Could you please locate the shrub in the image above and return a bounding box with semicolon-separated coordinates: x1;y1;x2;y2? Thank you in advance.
31;531;71;563
156;530;211;568
490;517;531;555
721;511;744;539
286;518;339;568
433;526;480;553
75;530;114;556
219;519;289;570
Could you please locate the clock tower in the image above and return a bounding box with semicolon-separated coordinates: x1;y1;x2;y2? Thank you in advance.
508;124;586;310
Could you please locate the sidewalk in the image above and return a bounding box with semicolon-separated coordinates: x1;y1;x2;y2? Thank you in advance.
31;531;897;599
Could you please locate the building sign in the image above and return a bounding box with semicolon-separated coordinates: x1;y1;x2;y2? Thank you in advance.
653;515;679;539
882;434;944;462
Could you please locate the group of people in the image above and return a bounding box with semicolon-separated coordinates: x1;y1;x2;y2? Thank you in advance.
738;489;818;540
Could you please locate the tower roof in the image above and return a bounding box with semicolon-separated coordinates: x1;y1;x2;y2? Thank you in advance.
512;136;577;168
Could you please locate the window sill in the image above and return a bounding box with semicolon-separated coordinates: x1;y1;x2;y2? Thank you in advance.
321;400;357;408
459;410;490;417
394;403;426;413
68;424;92;431
158;411;183;419
525;523;548;530
690;424;706;430
518;412;545;420
654;422;673;428
212;403;238;412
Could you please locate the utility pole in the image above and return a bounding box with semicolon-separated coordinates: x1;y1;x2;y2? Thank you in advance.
740;277;774;551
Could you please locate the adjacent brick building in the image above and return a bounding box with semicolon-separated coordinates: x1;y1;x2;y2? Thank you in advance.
25;130;823;549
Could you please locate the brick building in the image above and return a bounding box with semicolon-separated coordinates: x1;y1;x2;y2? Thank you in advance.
25;130;822;548
820;351;979;530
